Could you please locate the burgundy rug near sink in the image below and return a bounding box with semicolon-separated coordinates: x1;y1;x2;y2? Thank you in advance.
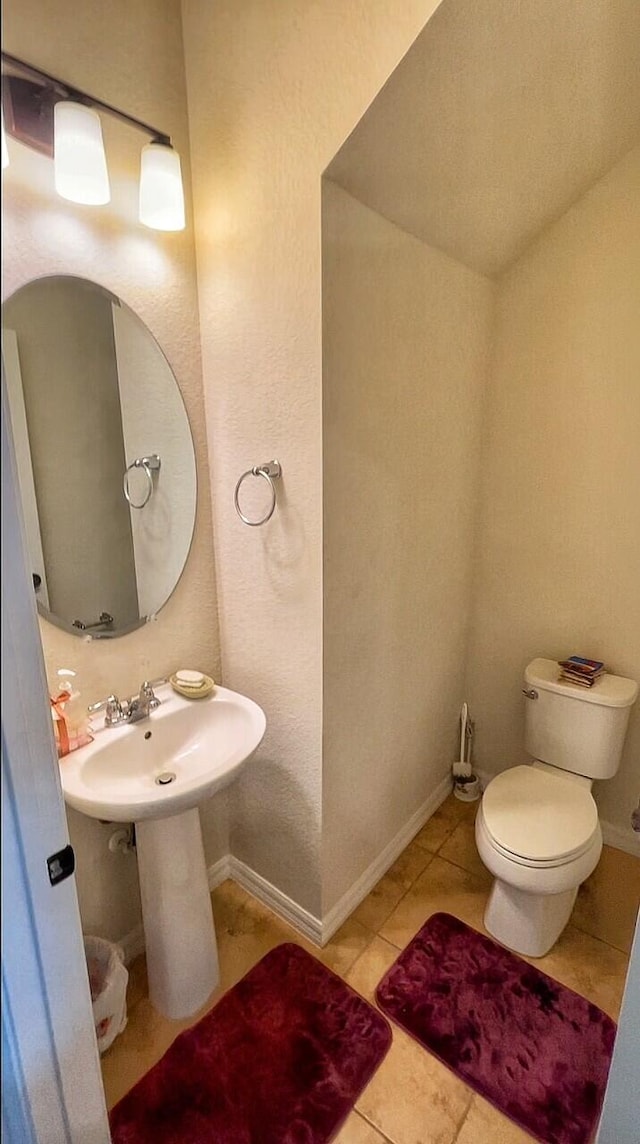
110;942;391;1144
376;913;616;1144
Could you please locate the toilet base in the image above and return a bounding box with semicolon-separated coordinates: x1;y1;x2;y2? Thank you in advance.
484;879;577;958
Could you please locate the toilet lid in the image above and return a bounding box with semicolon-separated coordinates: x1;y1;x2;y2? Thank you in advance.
482;766;598;863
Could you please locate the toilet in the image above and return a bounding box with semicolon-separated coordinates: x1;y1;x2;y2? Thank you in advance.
476;657;638;958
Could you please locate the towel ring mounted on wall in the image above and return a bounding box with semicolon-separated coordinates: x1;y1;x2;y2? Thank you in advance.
123;454;161;509
234;460;282;526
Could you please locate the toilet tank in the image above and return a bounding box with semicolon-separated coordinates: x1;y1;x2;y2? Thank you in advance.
524;658;638;779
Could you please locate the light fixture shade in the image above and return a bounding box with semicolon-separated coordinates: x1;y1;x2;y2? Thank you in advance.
139;143;185;231
2;107;9;170
54;101;110;205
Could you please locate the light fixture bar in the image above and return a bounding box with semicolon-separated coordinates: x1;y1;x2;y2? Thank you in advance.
1;52;171;147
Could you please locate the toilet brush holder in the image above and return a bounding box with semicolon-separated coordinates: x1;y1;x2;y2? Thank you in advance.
453;775;481;802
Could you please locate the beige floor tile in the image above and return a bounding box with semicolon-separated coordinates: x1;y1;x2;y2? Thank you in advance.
346;935;401;1005
413;794;475;854
213;880;312;989
353;842;434;932
215;877;371;979
315;916;374;977
356;1025;471;1144
527;923;630;1020
455;1094;536;1144
438;817;491;884
379;857;490;950
571;844;640;955
334;1111;392;1143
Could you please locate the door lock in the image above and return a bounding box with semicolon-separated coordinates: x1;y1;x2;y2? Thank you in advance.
47;844;75;886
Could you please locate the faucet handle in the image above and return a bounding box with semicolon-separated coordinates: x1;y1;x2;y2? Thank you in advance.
87;695;125;726
139;679;166;709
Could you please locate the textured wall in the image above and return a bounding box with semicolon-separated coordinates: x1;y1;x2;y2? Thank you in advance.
2;0;225;943
182;0;444;916
326;0;640;279
322;182;493;911
466;146;640;847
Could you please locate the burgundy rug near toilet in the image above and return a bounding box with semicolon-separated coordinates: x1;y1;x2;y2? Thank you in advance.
376;913;616;1144
109;942;391;1144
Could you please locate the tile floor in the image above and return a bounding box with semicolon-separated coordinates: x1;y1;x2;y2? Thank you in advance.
101;794;640;1143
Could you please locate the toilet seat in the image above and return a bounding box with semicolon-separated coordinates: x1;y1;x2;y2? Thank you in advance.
482;765;598;866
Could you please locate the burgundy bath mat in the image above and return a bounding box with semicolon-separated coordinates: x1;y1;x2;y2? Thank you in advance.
376;913;616;1144
110;942;391;1144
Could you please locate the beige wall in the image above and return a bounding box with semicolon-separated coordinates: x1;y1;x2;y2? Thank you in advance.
466;146;640;847
2;0;225;943
322;182;493;911
182;0;444;915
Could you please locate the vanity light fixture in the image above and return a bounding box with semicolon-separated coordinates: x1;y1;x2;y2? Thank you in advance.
139;141;185;232
1;52;186;230
54;101;110;205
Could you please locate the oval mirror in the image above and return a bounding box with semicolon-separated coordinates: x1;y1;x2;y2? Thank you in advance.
2;275;197;638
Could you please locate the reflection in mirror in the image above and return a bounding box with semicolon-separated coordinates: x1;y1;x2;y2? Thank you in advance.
2;276;197;637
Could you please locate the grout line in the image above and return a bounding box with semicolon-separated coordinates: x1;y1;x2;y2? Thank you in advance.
450;1090;475;1144
356;1108;395;1142
335;931;378;982
562;921;632;962
430;850;489;884
567;917;631;958
355;858;437;936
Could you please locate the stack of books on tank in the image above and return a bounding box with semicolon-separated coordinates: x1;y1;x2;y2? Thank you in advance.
558;657;606;688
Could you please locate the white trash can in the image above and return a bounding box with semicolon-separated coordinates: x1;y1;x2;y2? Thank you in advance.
84;935;129;1054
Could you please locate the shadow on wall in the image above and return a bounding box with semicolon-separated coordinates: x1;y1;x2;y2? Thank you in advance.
231;755;322;919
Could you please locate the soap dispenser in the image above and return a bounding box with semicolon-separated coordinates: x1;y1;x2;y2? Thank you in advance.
50;668;93;757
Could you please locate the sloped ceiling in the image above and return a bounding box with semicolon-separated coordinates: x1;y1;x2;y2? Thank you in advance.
326;0;640;277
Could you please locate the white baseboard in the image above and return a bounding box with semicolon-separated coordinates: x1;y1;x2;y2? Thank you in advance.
208;853;233;889
601;820;640;858
475;767;640;857
228;857;323;946
321;772;454;944
119;923;145;965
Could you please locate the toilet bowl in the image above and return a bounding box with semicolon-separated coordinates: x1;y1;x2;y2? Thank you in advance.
474;658;637;957
475;765;602;956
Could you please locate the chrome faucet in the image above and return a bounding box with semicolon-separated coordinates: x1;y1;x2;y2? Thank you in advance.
88;679;165;728
127;680;162;723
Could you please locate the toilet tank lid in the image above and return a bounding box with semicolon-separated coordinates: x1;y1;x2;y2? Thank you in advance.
525;658;638;708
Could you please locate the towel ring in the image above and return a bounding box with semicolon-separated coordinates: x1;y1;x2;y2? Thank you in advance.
234;460;282;526
123;454;161;510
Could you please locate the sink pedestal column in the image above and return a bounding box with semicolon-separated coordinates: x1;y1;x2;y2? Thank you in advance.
135;808;219;1019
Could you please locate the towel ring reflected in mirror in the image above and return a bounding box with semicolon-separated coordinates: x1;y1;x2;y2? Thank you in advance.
123;454;162;510
234;460;282;526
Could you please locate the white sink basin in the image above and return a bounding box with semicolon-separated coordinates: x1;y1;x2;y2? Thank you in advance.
60;681;266;1021
61;683;266;822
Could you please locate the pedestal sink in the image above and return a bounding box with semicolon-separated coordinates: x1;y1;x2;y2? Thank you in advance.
60;683;266;1019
